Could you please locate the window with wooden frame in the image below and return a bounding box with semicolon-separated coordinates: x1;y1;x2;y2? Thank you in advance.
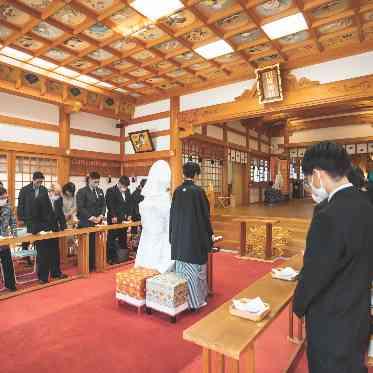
0;154;8;190
289;158;304;180
290;159;298;180
182;140;224;194
15;156;57;205
250;158;269;183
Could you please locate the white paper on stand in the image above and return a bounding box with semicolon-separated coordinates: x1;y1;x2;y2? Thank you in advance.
272;267;299;280
233;297;267;314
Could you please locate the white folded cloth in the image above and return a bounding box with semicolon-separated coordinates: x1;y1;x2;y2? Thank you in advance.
232;297;267;314
272;267;299;279
39;231;51;235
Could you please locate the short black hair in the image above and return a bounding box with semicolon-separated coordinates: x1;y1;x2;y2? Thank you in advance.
302;141;351;178
119;176;130;187
89;171;100;180
268;181;274;187
33;171;45;180
183;162;201;178
0;186;7;196
347;165;365;189
62;182;76;196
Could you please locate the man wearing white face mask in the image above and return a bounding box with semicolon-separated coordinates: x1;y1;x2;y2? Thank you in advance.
293;141;373;373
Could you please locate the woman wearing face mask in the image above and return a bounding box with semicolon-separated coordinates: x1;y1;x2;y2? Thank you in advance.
62;182;77;227
0;187;16;291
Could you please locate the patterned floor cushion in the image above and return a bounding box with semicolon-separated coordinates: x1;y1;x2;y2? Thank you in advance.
116;267;159;307
146;272;188;317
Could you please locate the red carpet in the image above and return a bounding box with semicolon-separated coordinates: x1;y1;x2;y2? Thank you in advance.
0;253;371;373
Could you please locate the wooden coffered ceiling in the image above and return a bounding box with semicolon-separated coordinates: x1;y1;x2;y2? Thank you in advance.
1;0;373;105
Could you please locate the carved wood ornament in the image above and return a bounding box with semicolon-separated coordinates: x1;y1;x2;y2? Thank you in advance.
179;73;373;129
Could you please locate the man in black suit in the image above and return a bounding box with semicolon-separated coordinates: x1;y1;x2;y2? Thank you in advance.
76;172;106;271
293;141;373;373
105;176;132;264
17;171;48;262
31;183;67;284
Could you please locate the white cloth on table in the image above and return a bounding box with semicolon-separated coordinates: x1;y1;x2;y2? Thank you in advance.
135;160;175;273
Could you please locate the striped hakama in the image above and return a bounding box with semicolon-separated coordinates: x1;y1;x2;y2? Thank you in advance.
175;261;208;309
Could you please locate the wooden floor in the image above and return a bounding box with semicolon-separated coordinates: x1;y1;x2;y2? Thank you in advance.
216;199;314;220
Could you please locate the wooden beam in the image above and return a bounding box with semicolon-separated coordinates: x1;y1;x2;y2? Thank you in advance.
286;135;373;149
124;150;173;162
170;96;182;191
179;74;373;128
68;149;121;161
288;114;373;132
0;114;59;132
0;140;63;156
129;111;170;124
70;128;121;142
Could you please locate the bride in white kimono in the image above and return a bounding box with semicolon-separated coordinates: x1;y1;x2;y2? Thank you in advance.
134;160;175;273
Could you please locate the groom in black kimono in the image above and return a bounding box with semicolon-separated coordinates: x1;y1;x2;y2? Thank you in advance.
293;141;373;373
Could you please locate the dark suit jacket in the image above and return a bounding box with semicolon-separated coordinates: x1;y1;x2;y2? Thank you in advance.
105;185;132;224
31;194;66;234
131;187;144;221
76;186;106;228
170;180;213;265
293;187;373;361
17;183;48;228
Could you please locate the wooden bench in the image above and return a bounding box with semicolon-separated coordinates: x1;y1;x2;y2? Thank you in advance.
183;254;304;373
232;218;280;259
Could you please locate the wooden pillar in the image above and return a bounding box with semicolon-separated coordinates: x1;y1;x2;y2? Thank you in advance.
222;127;229;197
58;106;71;186
265;223;273;259
120;127;125;176
77;233;90;277
246;126;251;204
7;151;16;209
239;221;247;257
170;96;182;191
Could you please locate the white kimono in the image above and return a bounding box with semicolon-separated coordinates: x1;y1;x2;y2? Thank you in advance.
134;160;175;273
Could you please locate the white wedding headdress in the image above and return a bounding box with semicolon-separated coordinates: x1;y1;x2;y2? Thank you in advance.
141;160;171;198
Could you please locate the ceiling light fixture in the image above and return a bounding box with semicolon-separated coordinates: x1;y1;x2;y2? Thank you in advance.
114;88;128;94
131;0;184;20
0;46;32;61
29;57;58;70
261;13;308;40
97;81;115;89
194;40;234;60
76;74;100;85
54;66;80;78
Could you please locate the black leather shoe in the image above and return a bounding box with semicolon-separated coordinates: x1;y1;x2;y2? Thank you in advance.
52;273;68;280
7;286;17;292
39;279;49;284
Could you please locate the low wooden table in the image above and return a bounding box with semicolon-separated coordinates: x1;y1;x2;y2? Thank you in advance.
233;218;280;259
183;254;304;373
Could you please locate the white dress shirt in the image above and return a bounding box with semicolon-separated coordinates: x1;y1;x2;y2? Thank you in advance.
328;183;353;202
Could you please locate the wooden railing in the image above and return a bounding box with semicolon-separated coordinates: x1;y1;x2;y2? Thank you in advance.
0;222;140;299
